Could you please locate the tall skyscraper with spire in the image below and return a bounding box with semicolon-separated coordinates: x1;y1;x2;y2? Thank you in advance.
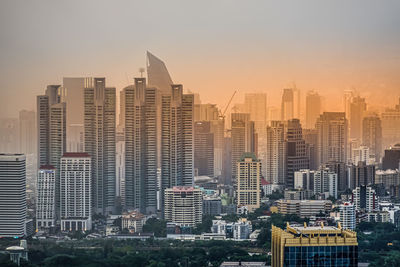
146;51;173;94
161;85;194;210
124;78;157;214
84;78;116;215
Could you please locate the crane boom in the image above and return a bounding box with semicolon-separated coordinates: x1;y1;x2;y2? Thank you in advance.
221;90;237;118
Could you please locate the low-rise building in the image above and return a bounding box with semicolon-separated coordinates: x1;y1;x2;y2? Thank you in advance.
121;211;146;233
276;199;332;218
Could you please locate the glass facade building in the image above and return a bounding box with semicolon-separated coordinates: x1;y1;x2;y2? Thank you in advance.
272;224;358;267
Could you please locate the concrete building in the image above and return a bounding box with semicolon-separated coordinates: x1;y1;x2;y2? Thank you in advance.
164;186;202;227
0;154;27;237
348;162;375;189
382;144;400;171
236;153;261;213
285;119;309;189
124;78;157;214
194;121;214;177
161;85;194;210
352;186;376;212
121;211;146;233
231;113;256;186
266;121;285;184
316;112;347;167
314;168;338;199
340;202;356;230
305;90;321;129
271;224;358;267
294;169;315;191
381;98;400;150
375;169;400;192
276;199;332;218
36;166;56;230
203;197;222;216
60;153;92;231
84;78;116;215
367;211;390;223
349;96;367;140
362;115;382;161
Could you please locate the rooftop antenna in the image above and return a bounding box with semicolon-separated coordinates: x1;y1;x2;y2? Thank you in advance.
139;67;145;78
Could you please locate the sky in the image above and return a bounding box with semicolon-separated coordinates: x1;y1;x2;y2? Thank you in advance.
1;0;400;117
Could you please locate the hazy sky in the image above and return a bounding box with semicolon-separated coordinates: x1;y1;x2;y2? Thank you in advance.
1;0;400;117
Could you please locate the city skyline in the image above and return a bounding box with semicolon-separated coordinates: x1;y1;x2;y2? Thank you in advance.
1;1;400;118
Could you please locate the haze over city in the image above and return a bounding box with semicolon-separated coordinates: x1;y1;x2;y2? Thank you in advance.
1;0;400;117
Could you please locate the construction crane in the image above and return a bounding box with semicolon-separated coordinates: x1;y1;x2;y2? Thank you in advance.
219;90;237;119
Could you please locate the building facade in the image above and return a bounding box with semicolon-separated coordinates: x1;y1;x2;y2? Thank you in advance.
36;166;56;230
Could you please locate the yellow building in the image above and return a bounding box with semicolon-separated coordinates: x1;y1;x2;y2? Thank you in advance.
271;223;358;267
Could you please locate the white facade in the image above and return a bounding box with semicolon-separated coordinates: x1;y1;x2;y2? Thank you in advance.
340;202;356;230
36;167;56;229
314;168;337;199
352;146;372;165
266;121;285;184
352;186;376;212
0;154;27;237
60;153;92;231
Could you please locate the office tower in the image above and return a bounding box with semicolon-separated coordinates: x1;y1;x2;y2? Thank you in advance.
222;136;232;185
63;77;90;152
210;118;225;178
116;130;125;207
203;197;222;216
37;85;66;168
352;185;376;212
194;121;214;177
294;169;315;191
161;85;194;207
305;90;321;129
146;51;173;93
362;115;382;161
36;166;56;230
19;110;36;155
267;107;280;122
303;129;318;170
285;119;309;189
323;161;347;192
382;144;400;170
0;118;19;153
340;202;356;230
124;78;157;214
276;200;332;217
316;112;348;167
381;98;400;149
84;78;116;215
194;103;219;122
266;121;285;184
271;224;358;267
118;88;126;129
351;146;371;164
349;96;367;140
281;88;294;121
0;154;27;237
231;113;256;185
313;168;338;198
37;85;66;222
343;90;354;121
60;153;92;231
236;153;261;212
164;186;202;227
348;162;375;189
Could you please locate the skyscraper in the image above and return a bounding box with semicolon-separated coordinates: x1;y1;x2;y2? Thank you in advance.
352;185;376;212
340;202;356;230
194;121;214;177
37;85;66;222
305;90;321;129
285;119;309;189
63;77;89;152
36;166;56;230
124;78;157;214
316;112;348;167
382;144;400;170
231;113;256;185
313;168;338;198
348;161;375;189
349;96;367;140
84;78;116;215
281;88;294;121
146;51;173;94
161;85;194;209
362;115;382;161
60;153;92;231
381;98;400;149
19;110;36;155
0;154;27;237
236;153;261;212
266;121;285;184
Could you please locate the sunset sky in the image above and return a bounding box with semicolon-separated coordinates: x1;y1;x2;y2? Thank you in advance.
1;0;399;117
